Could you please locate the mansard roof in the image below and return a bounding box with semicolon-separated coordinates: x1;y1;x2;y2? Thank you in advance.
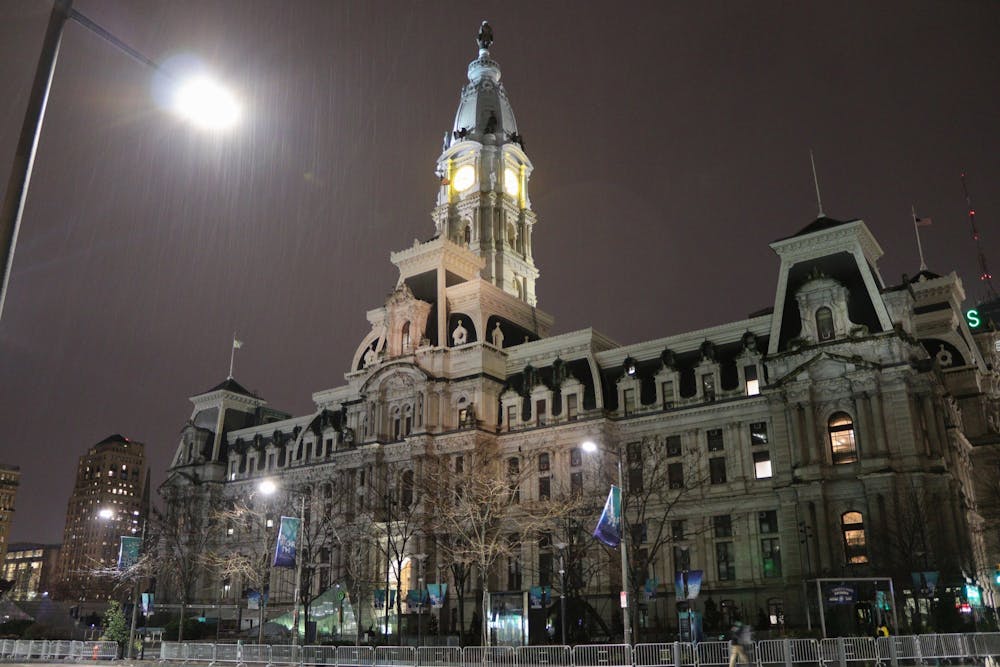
203;377;256;397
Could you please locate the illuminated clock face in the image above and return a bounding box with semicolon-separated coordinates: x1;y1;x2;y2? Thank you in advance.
452;165;475;192
504;168;519;196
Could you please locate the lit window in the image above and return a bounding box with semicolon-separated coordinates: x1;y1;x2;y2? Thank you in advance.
841;511;868;564
829;413;858;464
745;365;760;396
702;374;716;401
753;451;772;479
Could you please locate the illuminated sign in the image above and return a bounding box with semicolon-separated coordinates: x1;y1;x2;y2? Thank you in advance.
967;309;981;329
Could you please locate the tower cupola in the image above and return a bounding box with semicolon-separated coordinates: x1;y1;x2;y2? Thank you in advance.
432;21;540;306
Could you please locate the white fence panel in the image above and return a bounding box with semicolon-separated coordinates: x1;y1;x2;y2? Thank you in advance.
571;644;631;667
187;643;216;663
302;645;337;666
337;645;375;667
271;645;301;665
418;646;463;667
518;646;572;667
79;640;120;661
214;643;242;665
875;635;918;664
241;644;272;665
377;646;416;667
975;633;1000;658
695;641;730;667
463;646;517;667
160;641;186;662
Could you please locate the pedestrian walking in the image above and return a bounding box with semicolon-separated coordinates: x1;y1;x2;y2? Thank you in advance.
728;621;752;667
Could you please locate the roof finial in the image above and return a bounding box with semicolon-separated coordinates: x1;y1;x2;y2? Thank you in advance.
810;149;825;218
477;21;494;52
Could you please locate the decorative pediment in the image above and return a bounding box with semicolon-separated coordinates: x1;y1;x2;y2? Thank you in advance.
771;352;880;386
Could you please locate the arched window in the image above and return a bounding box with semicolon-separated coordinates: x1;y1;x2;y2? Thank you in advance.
403;404;413;436
401;321;411;351
464;224;471;246
816;307;835;341
841;511;868;564
829;412;858;464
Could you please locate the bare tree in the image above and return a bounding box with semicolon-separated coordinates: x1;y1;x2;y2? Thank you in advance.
157;481;219;640
594;436;711;640
420;445;578;646
204;499;274;644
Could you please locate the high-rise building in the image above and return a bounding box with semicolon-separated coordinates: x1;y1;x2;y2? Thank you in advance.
54;435;146;601
3;543;61;601
0;464;20;565
162;24;1000;642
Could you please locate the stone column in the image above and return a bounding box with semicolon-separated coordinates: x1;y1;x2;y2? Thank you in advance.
803;402;820;465
870;392;889;455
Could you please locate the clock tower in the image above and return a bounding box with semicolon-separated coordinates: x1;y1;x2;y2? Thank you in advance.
432;22;539;306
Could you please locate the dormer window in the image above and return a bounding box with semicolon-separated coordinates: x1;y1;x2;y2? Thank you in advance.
816;307;835;341
401;322;411;351
829;413;858;464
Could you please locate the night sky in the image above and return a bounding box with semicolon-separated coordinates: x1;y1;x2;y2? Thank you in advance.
0;1;998;544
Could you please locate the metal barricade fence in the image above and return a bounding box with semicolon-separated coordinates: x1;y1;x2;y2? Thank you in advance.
337;645;375;667
975;633;1000;658
187;643;216;663
214;643;242;665
47;639;77;660
633;642;697;667
69;640;85;661
302;645;337;666
240;644;272;665
12;639;30;659
571;644;631;667
160;641;187;663
696;641;731;667
376;646;416;667
518;646;572;667
874;635;918;665
81;640;120;661
270;645;300;665
462;646;517;667
818;638;878;667
418;646;463;667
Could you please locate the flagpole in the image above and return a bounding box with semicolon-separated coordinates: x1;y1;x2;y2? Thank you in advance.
912;205;928;271
810;150;824;217
229;332;237;379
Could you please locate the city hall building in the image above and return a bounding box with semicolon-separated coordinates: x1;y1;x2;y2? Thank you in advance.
163;24;1000;643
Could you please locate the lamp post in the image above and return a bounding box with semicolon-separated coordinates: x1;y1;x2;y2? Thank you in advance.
98;507;147;659
0;0;240;321
258;479;308;647
581;440;632;645
415;553;427;647
553;542;567;645
257;479;277;644
436;563;444;645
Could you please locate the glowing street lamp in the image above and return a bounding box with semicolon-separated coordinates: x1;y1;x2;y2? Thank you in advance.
581;439;632;645
0;0;241;320
257;478;307;647
97;507;147;659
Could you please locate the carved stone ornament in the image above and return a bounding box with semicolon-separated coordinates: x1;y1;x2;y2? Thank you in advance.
477;21;494;51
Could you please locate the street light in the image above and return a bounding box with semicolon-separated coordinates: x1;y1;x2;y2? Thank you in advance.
98;507;147;659
414;553;427;647
581;439;632;645
0;0;241;320
553;541;567;645
258;478;307;647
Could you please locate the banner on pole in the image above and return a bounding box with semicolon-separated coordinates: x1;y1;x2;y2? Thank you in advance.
118;536;141;570
273;516;301;568
686;570;703;599
529;586;551;609
427;583;447;608
141;592;154;615
592;486;622;547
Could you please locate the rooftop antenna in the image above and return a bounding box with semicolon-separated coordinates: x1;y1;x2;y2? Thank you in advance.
810;150;825;218
961;172;997;300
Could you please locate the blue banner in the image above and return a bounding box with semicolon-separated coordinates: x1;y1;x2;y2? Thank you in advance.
644;577;659;600
118;536;141;570
529;586;551;609
427;583;447;608
686;570;703;599
593;486;622;547
374;589;397;610
673;570;703;600
141;592;154;615
273;516;301;568
406;589;429;610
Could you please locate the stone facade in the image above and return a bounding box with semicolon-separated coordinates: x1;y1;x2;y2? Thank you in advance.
162;25;1000;642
